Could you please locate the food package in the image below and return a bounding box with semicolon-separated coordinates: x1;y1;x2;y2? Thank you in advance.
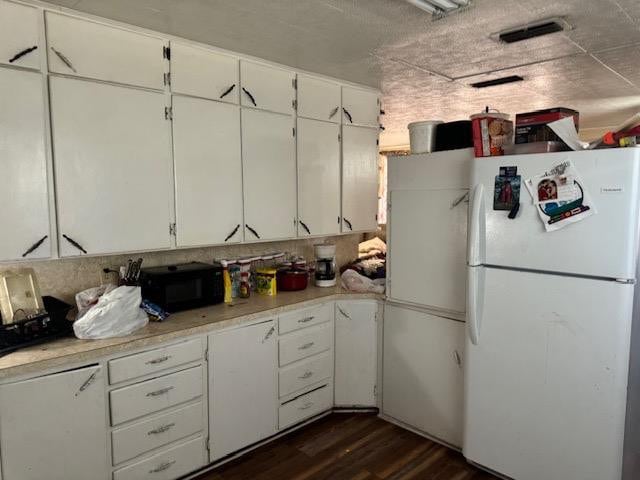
256;268;277;296
471;111;513;157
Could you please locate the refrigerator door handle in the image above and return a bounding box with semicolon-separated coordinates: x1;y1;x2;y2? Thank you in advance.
468;184;485;267
467;266;484;345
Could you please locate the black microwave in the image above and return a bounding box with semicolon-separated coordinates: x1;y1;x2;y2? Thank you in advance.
139;262;224;312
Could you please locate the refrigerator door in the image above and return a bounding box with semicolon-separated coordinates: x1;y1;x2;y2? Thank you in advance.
469;149;640;279
464;266;633;480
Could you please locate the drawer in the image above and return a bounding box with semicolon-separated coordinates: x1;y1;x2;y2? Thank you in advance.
279;323;332;367
110;366;203;426
113;436;205;480
279;302;333;335
109;338;203;384
279;352;332;397
279;384;333;430
112;402;204;465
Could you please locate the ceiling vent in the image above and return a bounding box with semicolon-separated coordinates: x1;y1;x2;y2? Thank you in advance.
471;75;524;89
405;0;472;19
492;17;572;44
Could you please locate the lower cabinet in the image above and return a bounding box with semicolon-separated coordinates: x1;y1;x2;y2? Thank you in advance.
0;365;109;480
382;303;465;448
209;320;278;461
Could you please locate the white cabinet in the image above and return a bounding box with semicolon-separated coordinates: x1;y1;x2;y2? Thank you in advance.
297;75;341;123
342;86;379;127
342;125;379;233
0;365;108;480
382;304;465;447
240;61;294;115
172;96;243;246
171;42;239;103
297;118;341;237
334;300;378;407
241;109;296;241
209;320;278;461
0;68;51;261
50;77;172;256
0;1;40;69
46;12;166;90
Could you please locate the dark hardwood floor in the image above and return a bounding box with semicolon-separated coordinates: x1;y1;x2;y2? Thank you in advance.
197;413;498;480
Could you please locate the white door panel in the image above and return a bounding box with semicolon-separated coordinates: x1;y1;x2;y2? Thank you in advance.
297;75;341;123
173;96;243;246
0;68;51;261
0;2;40;69
342;86;378;127
50;77;172;256
242;109;296;241
464;266;633;480
297;118;340;237
240;61;294;115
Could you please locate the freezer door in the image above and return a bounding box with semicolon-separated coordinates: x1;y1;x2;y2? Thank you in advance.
464;266;633;480
469;149;640;279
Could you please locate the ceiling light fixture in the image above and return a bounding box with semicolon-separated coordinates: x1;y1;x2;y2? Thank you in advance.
470;75;524;88
405;0;471;18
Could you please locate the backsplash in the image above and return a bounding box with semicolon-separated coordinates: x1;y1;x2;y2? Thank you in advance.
0;235;363;305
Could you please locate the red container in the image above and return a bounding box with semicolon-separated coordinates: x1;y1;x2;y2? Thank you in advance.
276;267;308;291
470;111;513;157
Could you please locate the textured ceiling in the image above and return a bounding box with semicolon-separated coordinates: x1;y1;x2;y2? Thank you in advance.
41;0;640;148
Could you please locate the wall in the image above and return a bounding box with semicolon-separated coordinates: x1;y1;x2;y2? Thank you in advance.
0;235;362;305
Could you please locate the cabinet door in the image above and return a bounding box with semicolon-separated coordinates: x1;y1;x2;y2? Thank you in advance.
297;118;340;237
171;42;239;103
334;300;378;407
382;304;464;447
50;77;172;256
0;68;51;261
173;96;243;246
342;86;379;127
209;320;277;461
342;125;379;233
242;109;296;241
0;1;40;69
240;61;294;115
0;365;108;480
297;75;341;123
46;12;165;90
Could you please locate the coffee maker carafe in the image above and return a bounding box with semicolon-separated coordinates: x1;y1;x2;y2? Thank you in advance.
314;244;336;287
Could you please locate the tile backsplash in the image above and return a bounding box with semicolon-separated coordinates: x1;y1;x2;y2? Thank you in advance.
0;235;362;305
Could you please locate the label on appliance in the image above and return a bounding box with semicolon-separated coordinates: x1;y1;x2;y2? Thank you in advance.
600;187;624;194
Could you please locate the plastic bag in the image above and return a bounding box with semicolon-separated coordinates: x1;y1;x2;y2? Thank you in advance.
73;286;148;339
340;269;385;294
75;284;116;320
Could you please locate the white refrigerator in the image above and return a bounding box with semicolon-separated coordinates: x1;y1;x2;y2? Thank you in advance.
464;148;640;480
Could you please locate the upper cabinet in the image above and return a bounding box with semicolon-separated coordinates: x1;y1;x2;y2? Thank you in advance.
297;75;341;123
240;61;294;115
342;125;379;233
0;68;51;262
0;1;40;69
50;77;173;257
46;12;166;90
342;86;379;127
171;42;239;103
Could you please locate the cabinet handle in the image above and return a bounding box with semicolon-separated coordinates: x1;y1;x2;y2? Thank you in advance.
299;220;311;235
299;401;314;410
299;371;314;380
453;350;462;368
9;45;37;63
343;218;353;231
224;224;241;242
329;106;339;119
342;107;353;123
21;235;48;258
149;460;175;474
379;124;386;131
146;386;174;397
337;306;351;319
62;234;87;254
50;47;77;73
298;316;314;324
147;422;175;435
75;371;97;397
451;192;469;209
219;83;236;99
146;355;171;365
262;326;275;343
298;342;315;350
245;224;260;239
242;87;257;106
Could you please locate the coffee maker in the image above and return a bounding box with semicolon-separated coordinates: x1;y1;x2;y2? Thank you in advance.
314;244;336;287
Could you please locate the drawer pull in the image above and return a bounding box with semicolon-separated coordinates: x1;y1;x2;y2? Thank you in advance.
147;423;175;435
149;460;175;474
298;316;315;324
298;342;315;350
146;386;174;397
146;355;171;365
299;370;314;380
299;401;314;410
75;371;97;397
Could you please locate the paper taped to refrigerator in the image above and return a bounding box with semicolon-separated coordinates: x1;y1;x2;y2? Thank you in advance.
525;160;596;232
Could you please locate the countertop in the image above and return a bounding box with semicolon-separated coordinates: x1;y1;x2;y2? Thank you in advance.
0;286;381;380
